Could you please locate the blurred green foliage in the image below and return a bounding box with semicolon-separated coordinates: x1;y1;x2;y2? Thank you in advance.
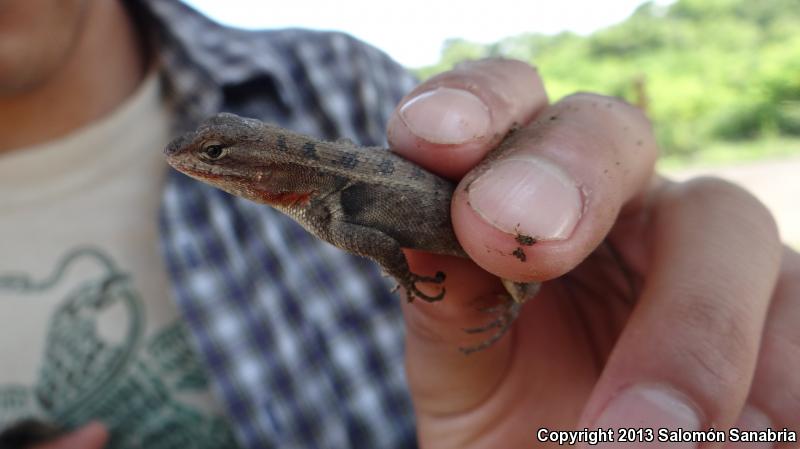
414;0;800;159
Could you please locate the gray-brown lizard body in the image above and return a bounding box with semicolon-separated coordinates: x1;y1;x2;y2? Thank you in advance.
165;113;539;351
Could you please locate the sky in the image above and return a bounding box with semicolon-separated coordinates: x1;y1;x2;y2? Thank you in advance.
182;0;672;68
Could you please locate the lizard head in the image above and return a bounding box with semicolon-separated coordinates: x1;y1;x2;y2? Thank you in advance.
165;112;261;160
164;112;271;197
164;113;315;207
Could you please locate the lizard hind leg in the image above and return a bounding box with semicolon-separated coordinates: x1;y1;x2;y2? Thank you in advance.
458;281;539;354
460;297;522;355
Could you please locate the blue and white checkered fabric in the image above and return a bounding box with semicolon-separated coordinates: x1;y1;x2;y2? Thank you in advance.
139;1;419;446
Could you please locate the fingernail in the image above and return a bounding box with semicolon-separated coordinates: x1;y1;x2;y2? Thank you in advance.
468;157;581;240
399;87;491;144
724;406;774;449
587;385;702;449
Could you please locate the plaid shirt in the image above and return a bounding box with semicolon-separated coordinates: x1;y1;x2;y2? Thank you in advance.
138;1;418;447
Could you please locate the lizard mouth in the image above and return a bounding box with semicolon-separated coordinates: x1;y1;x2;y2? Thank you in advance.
165;159;254;194
166;158;222;180
166;160;313;206
170;162;229;182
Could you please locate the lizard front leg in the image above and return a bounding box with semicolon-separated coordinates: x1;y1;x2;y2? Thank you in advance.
326;221;446;302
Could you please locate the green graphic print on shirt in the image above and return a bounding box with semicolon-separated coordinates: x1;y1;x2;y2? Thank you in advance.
0;247;238;449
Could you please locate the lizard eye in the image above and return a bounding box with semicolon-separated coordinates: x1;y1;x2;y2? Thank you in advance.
199;142;227;162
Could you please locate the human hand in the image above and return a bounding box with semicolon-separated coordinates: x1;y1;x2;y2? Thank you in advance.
387;58;798;447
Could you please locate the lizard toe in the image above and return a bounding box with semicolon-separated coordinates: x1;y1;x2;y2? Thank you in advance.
401;271;448;302
459;299;522;354
410;283;446;302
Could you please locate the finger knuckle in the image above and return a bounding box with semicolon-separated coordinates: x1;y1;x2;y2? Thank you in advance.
679;176;781;246
555;93;656;151
678;296;758;393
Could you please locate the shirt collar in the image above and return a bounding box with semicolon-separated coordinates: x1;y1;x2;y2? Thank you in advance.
131;0;299;131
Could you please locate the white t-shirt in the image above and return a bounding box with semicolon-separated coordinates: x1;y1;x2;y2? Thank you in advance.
0;73;237;447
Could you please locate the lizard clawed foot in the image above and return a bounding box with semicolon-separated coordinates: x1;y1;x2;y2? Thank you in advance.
402;271;446;302
459;298;522;355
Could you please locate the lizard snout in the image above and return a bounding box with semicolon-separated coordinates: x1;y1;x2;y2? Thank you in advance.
164;133;192;156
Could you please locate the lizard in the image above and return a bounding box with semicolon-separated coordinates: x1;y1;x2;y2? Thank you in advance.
164;113;541;353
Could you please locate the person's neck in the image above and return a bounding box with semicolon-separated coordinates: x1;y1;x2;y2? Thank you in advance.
0;1;147;153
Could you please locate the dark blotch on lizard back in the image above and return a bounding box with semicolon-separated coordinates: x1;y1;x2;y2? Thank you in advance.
340;181;369;217
276;134;289;152
339;152;359;169
303;142;319;160
512;247;527;262
409;165;424;180
377;159;395;175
